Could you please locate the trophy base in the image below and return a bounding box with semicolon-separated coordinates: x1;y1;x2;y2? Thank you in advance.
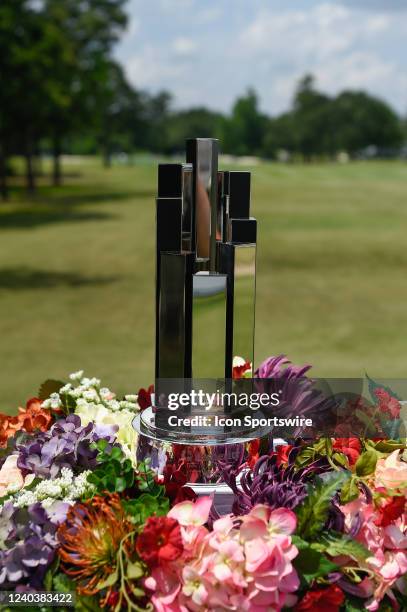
133;407;251;512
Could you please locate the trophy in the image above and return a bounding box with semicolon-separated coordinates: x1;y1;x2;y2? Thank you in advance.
134;138;257;452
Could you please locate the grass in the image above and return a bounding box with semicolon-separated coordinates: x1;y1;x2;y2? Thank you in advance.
1;157;407;412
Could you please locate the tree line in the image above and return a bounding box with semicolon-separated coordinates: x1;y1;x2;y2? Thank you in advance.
1;1;406;199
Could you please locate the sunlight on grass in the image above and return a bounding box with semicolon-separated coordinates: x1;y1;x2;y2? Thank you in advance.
1;158;407;411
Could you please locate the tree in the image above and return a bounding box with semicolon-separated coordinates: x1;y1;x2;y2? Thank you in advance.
292;74;333;159
331;91;403;154
223;88;268;156
0;0;129;195
42;0;129;180
164;107;223;154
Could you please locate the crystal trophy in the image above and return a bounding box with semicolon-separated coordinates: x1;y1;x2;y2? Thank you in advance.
134;138;257;453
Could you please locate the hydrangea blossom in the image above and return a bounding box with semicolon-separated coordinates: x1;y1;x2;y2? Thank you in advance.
16;415;117;479
143;497;299;611
0;502;60;590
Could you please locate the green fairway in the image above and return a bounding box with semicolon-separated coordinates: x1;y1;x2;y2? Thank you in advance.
1;158;407;412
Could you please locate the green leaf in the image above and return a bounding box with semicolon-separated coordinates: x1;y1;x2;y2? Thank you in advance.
296;472;349;539
96;439;109;451
355;450;377;477
44;569;54;592
333;452;349;468
52;572;75;593
315;531;370;562
345;598;367;612
38;379;65;401
291;535;309;550
126;561;145;580
294;545;338;584
109;446;123;461
96;569;118;590
340;477;360;504
115;476;127;492
374;440;405;453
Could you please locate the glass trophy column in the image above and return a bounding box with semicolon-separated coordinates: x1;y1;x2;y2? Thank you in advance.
134;138;259;484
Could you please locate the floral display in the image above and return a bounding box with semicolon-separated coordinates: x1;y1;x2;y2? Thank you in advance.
0;359;405;611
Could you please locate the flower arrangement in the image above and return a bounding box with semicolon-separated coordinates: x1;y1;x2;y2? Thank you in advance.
0;360;406;611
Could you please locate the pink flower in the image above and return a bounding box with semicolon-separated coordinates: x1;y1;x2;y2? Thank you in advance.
147;500;299;611
0;454;26;497
375;450;407;492
341;496;407;611
168;496;212;526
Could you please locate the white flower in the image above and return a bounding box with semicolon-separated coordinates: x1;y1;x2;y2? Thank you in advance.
125;394;137;402
48;392;62;409
83;389;99;402
69;370;84;381
59;383;72;394
119;400;139;411
100;387;115;400
74;403;138;468
12;468;95;509
107;399;121;412
68;387;83;398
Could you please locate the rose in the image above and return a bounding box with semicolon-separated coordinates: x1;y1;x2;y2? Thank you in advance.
375;450;407;492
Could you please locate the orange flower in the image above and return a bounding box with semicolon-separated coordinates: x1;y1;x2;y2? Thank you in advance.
0;398;53;447
17;397;53;433
58;494;134;604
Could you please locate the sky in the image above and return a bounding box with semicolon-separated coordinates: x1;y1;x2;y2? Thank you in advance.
115;0;407;116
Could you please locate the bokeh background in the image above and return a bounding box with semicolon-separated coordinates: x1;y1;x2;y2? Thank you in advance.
1;0;407;410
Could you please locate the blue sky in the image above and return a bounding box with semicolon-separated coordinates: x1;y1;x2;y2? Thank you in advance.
115;0;407;116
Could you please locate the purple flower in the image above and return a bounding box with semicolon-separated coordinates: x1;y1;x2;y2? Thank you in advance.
255;355;339;437
16;414;117;479
0;502;58;590
255;355;312;380
222;448;327;515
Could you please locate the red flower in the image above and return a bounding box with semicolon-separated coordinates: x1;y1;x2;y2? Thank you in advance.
137;385;154;410
375;495;406;527
136;516;183;568
106;591;119;609
232;361;252;379
162;454;197;504
276;444;293;466
247;439;260;469
333;438;361;466
295;585;345;612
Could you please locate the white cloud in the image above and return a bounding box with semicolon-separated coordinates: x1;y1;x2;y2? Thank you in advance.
172;37;197;56
237;3;406;113
117;0;407;115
